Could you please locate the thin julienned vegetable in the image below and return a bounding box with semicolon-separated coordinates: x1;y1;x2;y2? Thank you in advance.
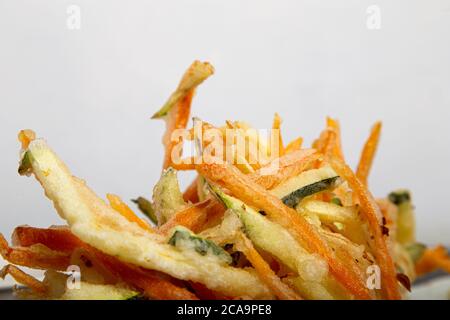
2;60;447;300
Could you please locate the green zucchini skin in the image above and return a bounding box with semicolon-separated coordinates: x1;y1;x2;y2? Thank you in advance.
132;196;158;225
281;176;341;208
168;227;232;265
388;190;411;205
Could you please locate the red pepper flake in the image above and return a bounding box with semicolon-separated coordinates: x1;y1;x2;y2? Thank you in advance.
397;273;411;292
381;225;390;236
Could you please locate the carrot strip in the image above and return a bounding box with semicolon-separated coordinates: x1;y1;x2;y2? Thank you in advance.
196;161;371;299
248;150;319;190
158;200;211;235
153;61;214;170
92;251;198;300
189;282;232;300
415;245;450;276
183;177;199;203
284;137;303;154
0;233;70;271
106;194;153;232
161;91;194;170
18;129;36;149
236;234;302;300
12;226;82;253
10;226;198;300
326;117;345;160
356;122;382;186
0;264;47;294
322;130;337;161
172;159;196;171
329;158;400;300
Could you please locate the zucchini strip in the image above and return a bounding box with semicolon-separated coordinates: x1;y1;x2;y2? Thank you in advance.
131;197;158;225
196;161;372;299
213;187;336;300
236;233;302;300
330;158;400;299
356;122;382;186
18;139;272;299
11;226;198;299
270;166;342;208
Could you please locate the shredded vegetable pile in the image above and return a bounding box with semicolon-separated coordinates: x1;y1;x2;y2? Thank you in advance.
1;61;449;300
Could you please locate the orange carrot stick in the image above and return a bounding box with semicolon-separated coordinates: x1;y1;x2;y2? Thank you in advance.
326;117;345;160
285;137;303;154
196;161;371;299
10;226;198;300
12;226;82;253
356;122;382;186
415;245;450;276
152;61;214;170
0;233;71;271
0;264;47;294
236;234;302;300
248;150;319;190
330;158;400;300
158;200;211;235
183;177;199;203
107;194;153;232
161;91;194;170
18;129;36;149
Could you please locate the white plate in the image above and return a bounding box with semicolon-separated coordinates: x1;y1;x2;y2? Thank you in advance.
409;276;450;300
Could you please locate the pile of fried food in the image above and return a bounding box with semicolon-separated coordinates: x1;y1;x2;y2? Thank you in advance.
1;61;449;300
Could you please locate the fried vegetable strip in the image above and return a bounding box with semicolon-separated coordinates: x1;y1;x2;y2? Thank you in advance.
131;197;158;225
12;226;82;253
0;264;47;294
18;129;36;150
196;161;371;299
284;137;303;154
248;150;319;190
0;233;70;271
236;233;302;300
10;226;199;300
158;200;211;235
92;251;199;300
183;177;199;203
152;61;214;170
329;158;400;300
326;117;345;160
356;122;382;186
107;194;153;232
415;245;450;276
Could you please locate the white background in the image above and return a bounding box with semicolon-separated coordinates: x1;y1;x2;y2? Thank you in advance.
0;0;449;244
